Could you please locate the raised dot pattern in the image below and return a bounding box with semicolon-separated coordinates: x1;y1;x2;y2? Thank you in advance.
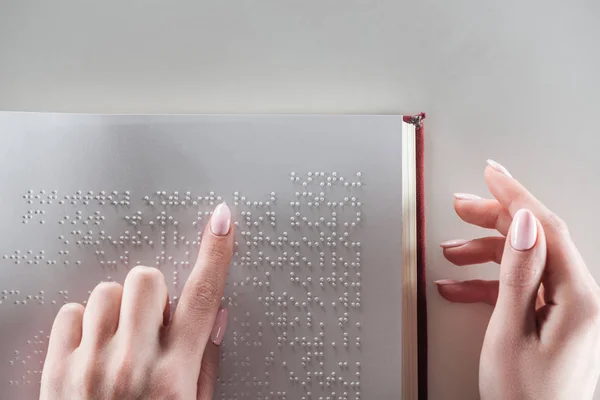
4;172;365;399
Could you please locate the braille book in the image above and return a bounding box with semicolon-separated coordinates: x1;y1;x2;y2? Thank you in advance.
0;112;427;400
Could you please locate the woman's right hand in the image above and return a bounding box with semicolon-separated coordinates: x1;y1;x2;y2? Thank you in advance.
436;160;600;400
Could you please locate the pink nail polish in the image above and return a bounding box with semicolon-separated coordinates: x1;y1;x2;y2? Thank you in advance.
453;193;482;200
486;159;513;178
210;203;231;236
210;308;228;346
434;279;459;286
510;209;537;251
440;239;470;248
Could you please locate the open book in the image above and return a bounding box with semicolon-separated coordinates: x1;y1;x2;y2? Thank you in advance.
0;112;426;399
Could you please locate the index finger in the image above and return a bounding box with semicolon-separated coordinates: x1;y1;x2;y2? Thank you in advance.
167;203;234;359
484;161;593;300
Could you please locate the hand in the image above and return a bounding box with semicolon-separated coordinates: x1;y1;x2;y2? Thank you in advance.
40;203;234;400
436;160;600;400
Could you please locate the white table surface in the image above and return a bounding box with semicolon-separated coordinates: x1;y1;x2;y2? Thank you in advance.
1;1;599;399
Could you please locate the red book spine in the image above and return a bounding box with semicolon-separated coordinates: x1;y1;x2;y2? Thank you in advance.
403;113;427;400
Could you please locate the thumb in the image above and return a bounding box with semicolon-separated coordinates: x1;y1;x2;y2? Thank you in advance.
494;208;547;334
197;308;227;399
197;341;221;399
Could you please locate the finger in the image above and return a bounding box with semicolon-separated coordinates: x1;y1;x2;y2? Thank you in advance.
163;292;171;326
197;308;228;399
41;303;85;396
435;279;546;309
494;209;546;334
441;237;505;266
169;203;234;360
536;284;546;310
80;282;123;349
196;341;221;399
453;196;512;236
210;308;228;346
46;303;85;358
484;161;592;300
434;279;546;310
485;160;552;218
117;266;168;347
435;279;499;305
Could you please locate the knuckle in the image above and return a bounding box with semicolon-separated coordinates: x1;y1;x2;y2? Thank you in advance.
508;193;529;215
502;257;540;288
560;289;600;334
187;278;221;314
482;207;499;228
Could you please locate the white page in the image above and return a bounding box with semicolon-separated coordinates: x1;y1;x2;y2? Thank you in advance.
0;112;405;399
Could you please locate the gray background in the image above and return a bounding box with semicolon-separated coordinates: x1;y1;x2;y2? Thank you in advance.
1;1;599;399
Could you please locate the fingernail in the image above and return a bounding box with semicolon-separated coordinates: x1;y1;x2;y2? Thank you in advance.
434;279;459;286
440;239;470;248
210;308;228;346
453;193;482;200
510;209;537;251
487;159;513;178
210;203;231;236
